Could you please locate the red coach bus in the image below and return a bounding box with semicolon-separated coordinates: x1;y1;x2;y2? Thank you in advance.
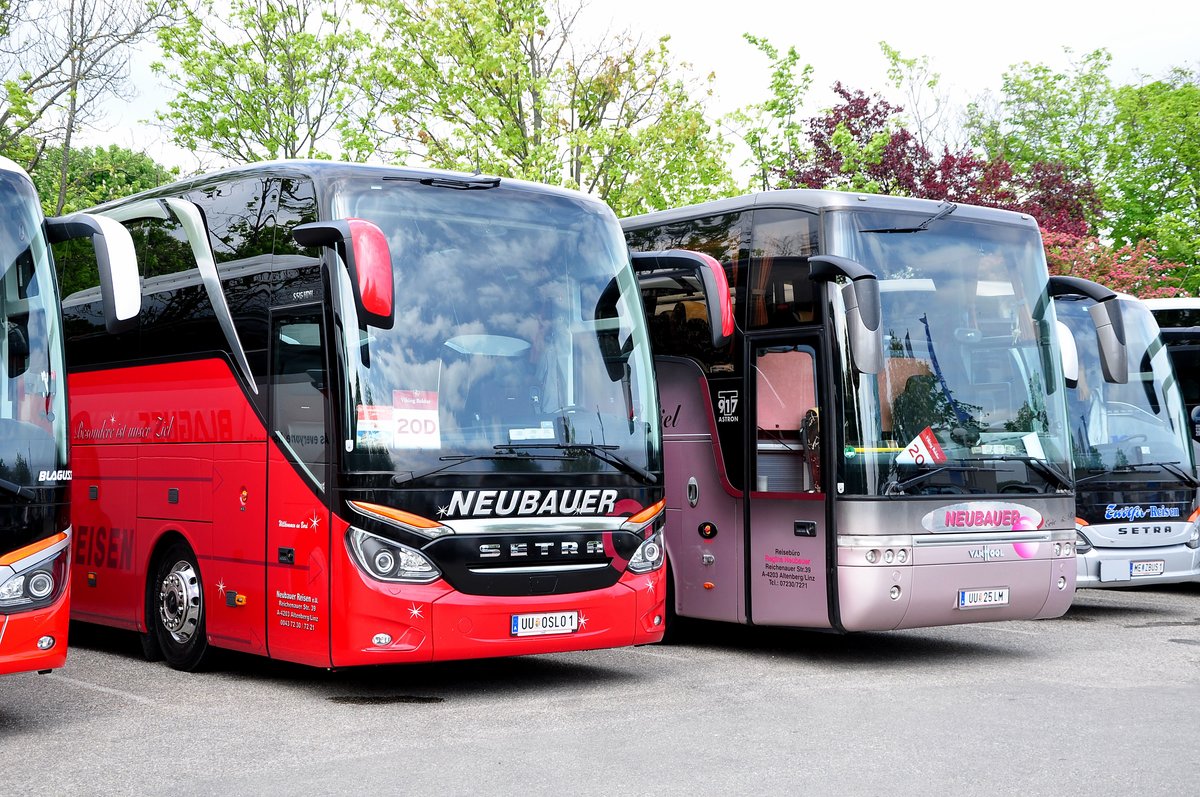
0;157;138;676
56;161;666;671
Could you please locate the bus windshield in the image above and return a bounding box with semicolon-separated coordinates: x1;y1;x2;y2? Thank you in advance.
828;209;1071;496
1059;296;1194;476
331;178;659;483
0;171;66;504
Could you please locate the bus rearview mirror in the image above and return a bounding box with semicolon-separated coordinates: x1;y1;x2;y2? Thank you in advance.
809;255;882;375
293;218;395;330
1047;275;1127;385
46;212;141;334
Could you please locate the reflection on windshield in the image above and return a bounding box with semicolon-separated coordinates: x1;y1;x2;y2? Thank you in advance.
0;171;66;491
1059;296;1194;475
333;179;659;482
829;209;1071;497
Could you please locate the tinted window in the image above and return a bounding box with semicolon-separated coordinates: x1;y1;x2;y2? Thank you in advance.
271;310;329;486
275;178;319;257
188;178;276;265
747;208;819;329
1152;308;1200;328
136;215;196;278
627;211;746;373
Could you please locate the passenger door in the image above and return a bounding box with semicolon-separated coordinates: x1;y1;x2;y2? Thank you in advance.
745;334;831;628
265;305;333;666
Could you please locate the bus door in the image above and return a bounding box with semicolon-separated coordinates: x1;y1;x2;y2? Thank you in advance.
265;305;333;666
746;335;830;627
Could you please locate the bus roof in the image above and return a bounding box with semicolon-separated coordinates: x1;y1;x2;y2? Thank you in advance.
84;159;614;215
620;188;1040;230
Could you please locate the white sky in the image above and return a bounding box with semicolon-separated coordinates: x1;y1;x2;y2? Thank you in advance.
86;0;1200;177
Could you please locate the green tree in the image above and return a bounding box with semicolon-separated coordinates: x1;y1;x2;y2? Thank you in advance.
152;0;370;162
32;143;175;214
721;34;812;191
356;0;734;216
1106;68;1200;274
0;0;168;208
966;48;1114;211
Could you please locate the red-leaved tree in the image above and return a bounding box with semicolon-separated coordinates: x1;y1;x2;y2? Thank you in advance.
1042;230;1184;298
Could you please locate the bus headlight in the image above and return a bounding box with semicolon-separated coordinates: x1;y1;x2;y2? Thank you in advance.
1186;523;1200;550
347;528;441;583
0;545;68;611
1075;530;1093;555
628;529;665;574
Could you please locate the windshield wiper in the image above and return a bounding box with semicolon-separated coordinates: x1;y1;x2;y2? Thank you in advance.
0;476;37;501
498;442;659;485
383;174;500;190
1078;460;1199;488
391;450;573;485
962;455;1073;492
862;202;957;234
884;463;988;495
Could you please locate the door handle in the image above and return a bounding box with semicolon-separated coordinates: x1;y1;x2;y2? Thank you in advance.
794;521;817;537
687;477;699;507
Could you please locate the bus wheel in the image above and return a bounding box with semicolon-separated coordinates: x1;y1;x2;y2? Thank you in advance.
150;542;210;671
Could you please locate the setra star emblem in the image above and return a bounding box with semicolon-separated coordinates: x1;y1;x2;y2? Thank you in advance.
436;505;450;518
309;511;321;529
644;578;655;595
408;603;424;620
216;579;227;597
578;612;589;630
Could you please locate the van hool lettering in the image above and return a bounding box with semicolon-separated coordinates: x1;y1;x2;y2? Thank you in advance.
441;489;620;518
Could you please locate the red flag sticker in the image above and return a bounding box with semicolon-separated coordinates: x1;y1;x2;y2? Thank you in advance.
896;426;947;465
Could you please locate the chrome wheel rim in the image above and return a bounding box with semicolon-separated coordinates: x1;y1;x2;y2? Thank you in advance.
158;559;202;645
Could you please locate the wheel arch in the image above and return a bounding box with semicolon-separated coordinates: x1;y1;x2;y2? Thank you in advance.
137;527;196;633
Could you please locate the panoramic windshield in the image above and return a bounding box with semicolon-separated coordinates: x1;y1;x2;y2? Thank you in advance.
0;171;67;500
332;178;659;483
1059;296;1194;476
828;209;1071;497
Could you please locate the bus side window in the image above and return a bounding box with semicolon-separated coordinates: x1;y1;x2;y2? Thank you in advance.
271;315;329;485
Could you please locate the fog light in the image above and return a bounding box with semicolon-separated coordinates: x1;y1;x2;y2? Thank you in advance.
653;615;662;626
889;585;901;600
36;636;55;650
897;549;908;564
28;572;54;600
372;633;393;646
884;549;895;564
1054;543;1061;557
866;550;879;564
1057;577;1067;590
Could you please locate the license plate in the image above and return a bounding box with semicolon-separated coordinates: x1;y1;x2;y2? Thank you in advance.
1131;560;1165;577
511;610;579;637
958;587;1010;609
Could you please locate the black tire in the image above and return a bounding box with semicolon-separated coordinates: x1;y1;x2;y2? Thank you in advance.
148;541;210;672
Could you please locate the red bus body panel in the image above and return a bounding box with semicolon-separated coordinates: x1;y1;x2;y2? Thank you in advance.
0;586;69;675
70;357;665;666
